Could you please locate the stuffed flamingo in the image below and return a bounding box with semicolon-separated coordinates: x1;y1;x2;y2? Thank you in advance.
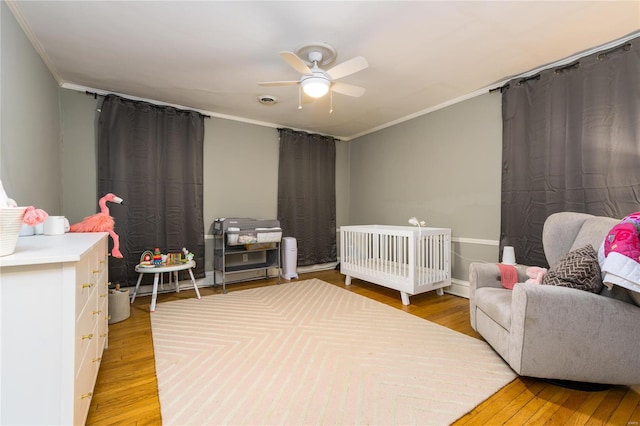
70;193;124;258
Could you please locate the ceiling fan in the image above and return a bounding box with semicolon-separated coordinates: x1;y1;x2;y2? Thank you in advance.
259;43;368;110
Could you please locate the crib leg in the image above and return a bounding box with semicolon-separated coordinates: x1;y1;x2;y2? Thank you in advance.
401;292;410;306
436;287;444;296
345;275;352;286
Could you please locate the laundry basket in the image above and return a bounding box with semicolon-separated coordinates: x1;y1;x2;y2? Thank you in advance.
1;207;27;256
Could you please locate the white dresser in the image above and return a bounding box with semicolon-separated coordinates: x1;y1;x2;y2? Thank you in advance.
0;233;109;425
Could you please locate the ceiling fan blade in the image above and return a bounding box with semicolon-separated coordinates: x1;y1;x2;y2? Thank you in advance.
279;51;312;74
326;56;368;80
258;80;299;87
331;82;366;97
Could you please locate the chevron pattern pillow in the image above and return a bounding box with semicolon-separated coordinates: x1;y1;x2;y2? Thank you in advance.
542;244;603;293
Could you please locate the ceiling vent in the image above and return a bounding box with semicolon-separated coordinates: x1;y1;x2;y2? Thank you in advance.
257;95;278;105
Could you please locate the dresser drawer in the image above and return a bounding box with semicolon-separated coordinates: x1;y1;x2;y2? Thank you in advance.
76;241;107;317
75;255;93;317
75;288;98;376
74;340;100;426
97;286;109;349
90;246;108;293
97;274;109;315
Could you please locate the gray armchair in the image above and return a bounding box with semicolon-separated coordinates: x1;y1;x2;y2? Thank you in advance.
469;212;640;385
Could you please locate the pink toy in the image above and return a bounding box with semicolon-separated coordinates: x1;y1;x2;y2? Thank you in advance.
525;266;547;284
604;211;640;262
70;193;124;258
22;206;48;225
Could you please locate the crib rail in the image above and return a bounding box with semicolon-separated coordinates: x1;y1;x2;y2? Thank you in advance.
340;225;451;299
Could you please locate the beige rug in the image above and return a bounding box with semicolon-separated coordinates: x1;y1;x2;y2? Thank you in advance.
151;279;515;425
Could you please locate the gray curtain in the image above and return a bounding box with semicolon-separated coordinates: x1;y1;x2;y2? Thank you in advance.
97;94;205;286
277;128;337;266
501;37;640;267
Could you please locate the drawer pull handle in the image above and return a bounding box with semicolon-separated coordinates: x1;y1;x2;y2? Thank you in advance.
100;333;108;338
81;283;93;289
81;334;93;340
99;293;108;298
80;392;93;399
93;310;102;315
92;357;102;363
92;269;101;274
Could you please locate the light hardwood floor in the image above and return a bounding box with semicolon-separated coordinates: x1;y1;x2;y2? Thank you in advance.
87;270;640;425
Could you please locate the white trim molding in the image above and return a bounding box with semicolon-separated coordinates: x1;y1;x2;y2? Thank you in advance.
445;278;470;299
451;237;499;246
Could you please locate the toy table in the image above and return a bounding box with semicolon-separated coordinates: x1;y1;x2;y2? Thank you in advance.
130;260;201;312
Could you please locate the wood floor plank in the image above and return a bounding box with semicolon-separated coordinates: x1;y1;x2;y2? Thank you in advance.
563;391;610;425
502;382;565;425
87;270;640;425
584;387;628;426
625;390;640;426
454;378;544;425
542;390;592;426
608;387;640;426
524;385;574;425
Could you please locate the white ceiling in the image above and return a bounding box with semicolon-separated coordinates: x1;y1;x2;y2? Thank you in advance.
7;1;640;140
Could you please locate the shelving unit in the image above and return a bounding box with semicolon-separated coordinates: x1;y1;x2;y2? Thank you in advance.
213;218;282;293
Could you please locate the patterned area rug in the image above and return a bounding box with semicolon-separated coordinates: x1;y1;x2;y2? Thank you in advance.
151;279;515;425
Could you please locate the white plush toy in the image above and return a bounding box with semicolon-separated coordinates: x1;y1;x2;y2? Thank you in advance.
0;180;17;208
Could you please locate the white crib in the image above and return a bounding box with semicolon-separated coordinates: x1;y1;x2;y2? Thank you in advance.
340;225;451;305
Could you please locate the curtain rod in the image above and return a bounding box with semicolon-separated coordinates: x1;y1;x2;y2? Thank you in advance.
84;90;210;118
598;42;632;60
488;36;636;94
86;90;102;99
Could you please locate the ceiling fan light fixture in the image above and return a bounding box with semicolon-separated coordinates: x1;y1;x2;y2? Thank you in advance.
301;77;330;98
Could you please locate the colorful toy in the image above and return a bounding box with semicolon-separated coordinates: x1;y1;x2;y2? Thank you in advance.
140;250;153;263
182;247;194;261
69;193;124;258
153;247;162;266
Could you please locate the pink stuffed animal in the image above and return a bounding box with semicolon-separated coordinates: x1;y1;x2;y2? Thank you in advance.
22;206;48;226
525;266;547;284
69;193;124;258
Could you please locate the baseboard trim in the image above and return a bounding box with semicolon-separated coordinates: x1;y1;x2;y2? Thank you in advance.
126;269;471;300
445;278;470;299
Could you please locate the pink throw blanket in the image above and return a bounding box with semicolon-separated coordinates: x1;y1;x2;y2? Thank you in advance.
497;263;518;289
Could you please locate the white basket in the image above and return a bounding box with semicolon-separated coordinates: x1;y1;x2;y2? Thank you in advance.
1;207;27;256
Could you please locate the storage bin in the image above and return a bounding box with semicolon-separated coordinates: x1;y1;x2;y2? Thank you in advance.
108;288;131;324
1;207;27;256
